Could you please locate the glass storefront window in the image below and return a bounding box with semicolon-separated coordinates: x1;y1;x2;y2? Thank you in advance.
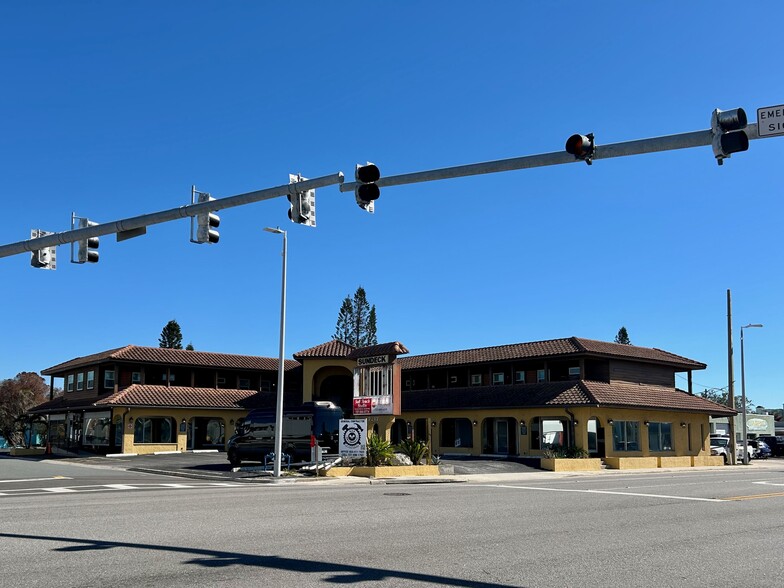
83;414;111;446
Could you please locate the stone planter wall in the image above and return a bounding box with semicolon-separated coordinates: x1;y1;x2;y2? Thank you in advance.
325;465;440;478
692;455;725;467
604;457;659;470
657;456;692;468
540;458;603;472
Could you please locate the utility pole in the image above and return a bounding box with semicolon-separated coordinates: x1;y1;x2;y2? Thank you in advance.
727;289;736;465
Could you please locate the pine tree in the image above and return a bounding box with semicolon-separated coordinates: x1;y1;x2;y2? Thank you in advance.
159;320;184;349
333;286;378;347
614;326;632;345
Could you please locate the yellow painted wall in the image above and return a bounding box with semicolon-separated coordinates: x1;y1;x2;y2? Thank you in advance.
112;407;248;456
300;358;355;403
393;407;713;460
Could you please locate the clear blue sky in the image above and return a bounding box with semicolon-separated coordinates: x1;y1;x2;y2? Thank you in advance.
1;2;781;408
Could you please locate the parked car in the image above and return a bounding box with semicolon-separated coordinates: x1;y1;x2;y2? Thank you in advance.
757;435;784;457
749;439;771;459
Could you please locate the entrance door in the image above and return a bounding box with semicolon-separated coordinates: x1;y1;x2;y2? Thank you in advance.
494;420;509;454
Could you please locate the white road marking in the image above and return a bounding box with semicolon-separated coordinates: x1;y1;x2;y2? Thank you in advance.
488;484;726;503
41;487;78;493
0;477;72;483
102;484;140;490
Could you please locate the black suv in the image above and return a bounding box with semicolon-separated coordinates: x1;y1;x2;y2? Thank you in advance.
757;435;784;457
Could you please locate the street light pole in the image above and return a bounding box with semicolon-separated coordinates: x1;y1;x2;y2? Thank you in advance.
264;226;287;478
740;323;763;465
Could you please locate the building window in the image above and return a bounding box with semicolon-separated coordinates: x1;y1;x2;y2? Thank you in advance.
492;373;504;385
104;370;115;389
450;376;457;384
132;372;142;384
134;417;175;444
470;374;482;386
217;377;227;385
612;421;640;451
161;373;175;383
87;370;95;390
260;380;271;392
536;369;546;383
568;367;580;379
648;422;672;452
238;378;250;390
76;373;84;391
515;371;525;383
440;418;473;448
66;374;74;392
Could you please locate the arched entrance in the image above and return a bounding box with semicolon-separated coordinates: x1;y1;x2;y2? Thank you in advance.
588;417;605;458
313;367;354;415
390;418;408;444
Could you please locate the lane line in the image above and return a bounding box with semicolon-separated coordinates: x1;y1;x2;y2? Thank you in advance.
0;477;73;484
724;491;784;501
488;484;726;503
41;487;78;493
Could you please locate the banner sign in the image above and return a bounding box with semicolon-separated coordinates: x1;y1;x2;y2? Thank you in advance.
339;419;367;458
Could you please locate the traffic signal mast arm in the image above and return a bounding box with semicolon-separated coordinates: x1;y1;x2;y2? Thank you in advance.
0;172;344;260
340;121;765;194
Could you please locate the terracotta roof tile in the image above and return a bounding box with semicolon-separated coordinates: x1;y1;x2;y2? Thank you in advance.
347;341;409;359
95;385;302;411
293;340;356;360
581;381;735;415
42;345;300;375
398;337;704;370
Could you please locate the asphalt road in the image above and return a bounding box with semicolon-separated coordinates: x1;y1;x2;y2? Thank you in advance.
2;455;784;587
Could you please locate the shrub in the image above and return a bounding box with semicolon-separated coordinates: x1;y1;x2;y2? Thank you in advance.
366;434;395;466
542;444;589;459
394;438;429;465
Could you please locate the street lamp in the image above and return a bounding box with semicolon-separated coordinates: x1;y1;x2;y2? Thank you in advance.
740;323;763;465
263;226;287;478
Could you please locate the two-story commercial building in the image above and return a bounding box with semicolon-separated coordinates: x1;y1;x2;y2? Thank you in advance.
30;336;735;466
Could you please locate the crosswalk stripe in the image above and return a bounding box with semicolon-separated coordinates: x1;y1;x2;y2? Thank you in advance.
41;487;78;493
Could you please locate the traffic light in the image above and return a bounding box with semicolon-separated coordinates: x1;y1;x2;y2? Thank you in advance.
565;133;595;165
30;229;57;270
711;107;749;165
194;191;220;244
287;174;316;227
354;162;381;212
75;218;99;263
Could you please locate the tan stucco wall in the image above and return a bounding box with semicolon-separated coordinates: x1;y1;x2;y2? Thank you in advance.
300;358;355;403
393;407;713;460
112;407;247;455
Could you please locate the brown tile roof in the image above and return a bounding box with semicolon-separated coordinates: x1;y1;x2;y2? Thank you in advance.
42;345;300;375
402;380;735;416
398;337;705;370
293;340;356;360
581;381;735;415
28;384;304;413
347;341;409;359
97;385;259;409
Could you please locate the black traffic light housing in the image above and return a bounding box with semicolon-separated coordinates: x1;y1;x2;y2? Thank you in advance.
355;163;381;212
565;133;595;165
711;107;749;165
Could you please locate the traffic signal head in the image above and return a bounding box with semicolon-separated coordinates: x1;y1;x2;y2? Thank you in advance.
196;193;220;244
711;107;749;165
30;229;57;270
76;218;99;263
287;174;316;227
565;133;595;165
355;163;380;212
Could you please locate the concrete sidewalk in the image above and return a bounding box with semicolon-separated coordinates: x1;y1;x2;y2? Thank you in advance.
12;450;784;485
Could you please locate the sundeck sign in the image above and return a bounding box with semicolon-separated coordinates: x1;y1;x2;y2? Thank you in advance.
357;355;389;367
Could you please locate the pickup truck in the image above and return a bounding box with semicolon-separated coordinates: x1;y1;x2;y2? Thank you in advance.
710;436;755;464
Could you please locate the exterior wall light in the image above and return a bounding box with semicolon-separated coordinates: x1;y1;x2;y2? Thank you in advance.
431;421;436;427
472;420;478;426
680;422;687;428
644;420;650;426
607;419;613;425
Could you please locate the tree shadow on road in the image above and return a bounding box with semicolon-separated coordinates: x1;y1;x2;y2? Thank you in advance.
0;532;523;587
